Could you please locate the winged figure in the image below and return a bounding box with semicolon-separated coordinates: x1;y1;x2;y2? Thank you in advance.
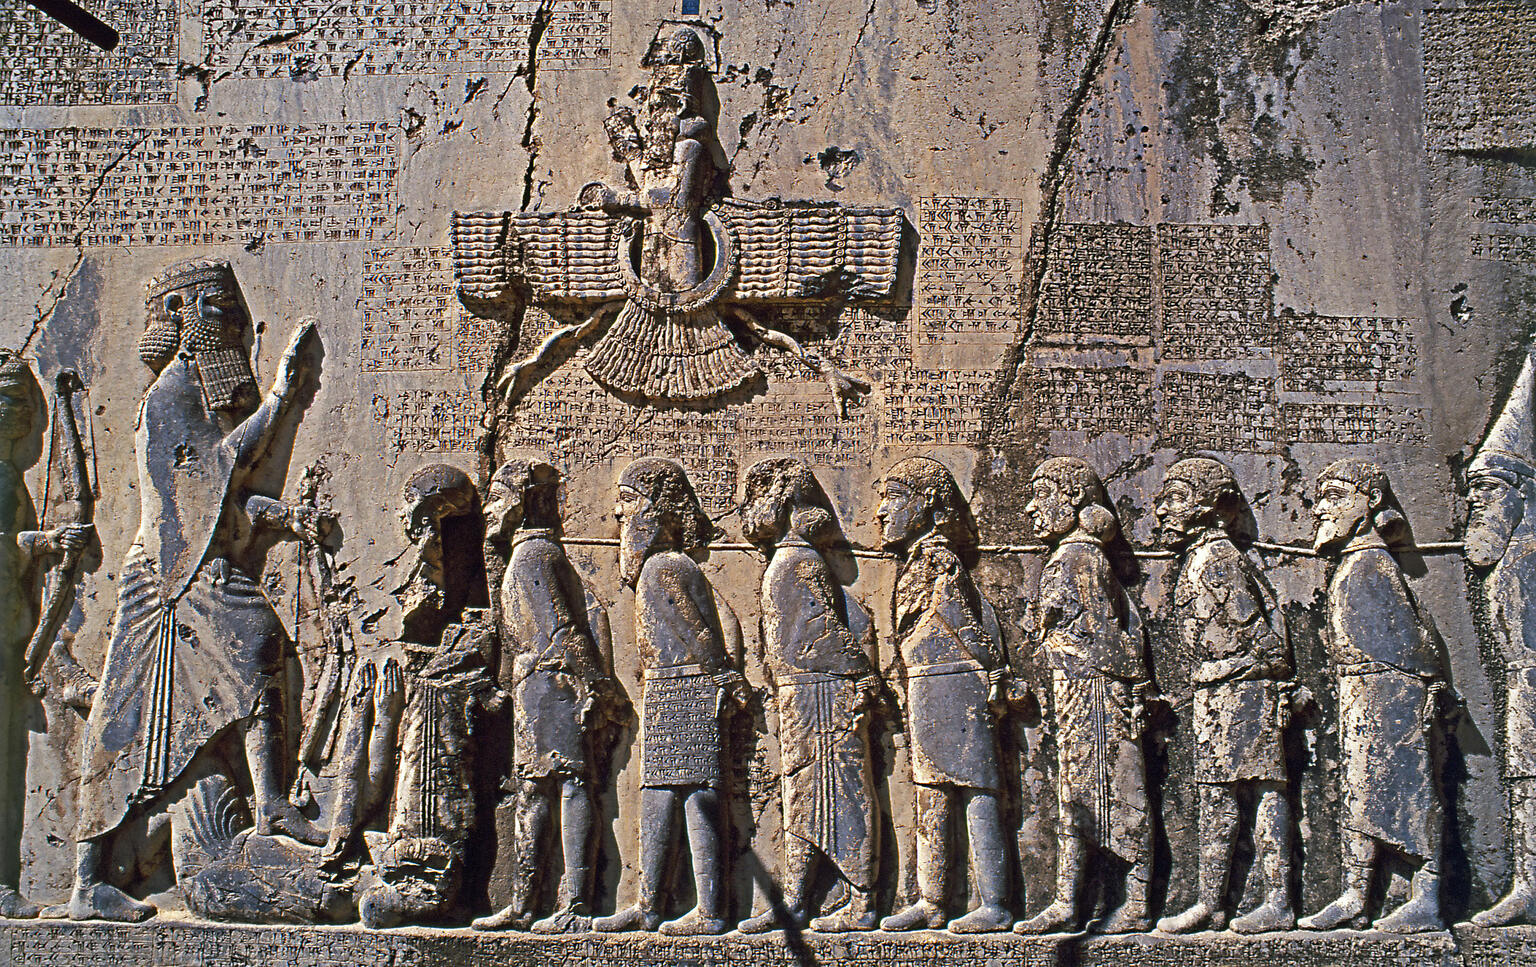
453;25;905;415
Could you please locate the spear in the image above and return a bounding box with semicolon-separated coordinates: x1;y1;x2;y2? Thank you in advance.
25;370;95;688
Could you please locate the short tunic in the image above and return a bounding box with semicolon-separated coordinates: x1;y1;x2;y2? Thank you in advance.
1193;679;1286;783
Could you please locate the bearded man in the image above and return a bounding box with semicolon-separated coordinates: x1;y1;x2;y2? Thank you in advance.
1153;457;1295;935
594;458;744;936
1298;458;1447;934
0;353;90;918
1468;353;1536;927
473;458;622;934
877;456;1011;934
737;457;881;934
70;258;327;922
1016;456;1152;935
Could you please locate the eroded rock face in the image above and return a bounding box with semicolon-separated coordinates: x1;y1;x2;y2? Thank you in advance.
0;0;1534;960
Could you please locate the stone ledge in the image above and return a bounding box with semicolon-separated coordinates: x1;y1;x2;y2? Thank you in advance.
0;920;1494;967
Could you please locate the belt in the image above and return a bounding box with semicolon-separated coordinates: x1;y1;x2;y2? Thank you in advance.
908;659;984;678
1338;661;1392;677
645;662;712;680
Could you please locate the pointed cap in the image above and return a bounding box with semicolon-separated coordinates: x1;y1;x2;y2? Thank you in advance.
1472;351;1536;480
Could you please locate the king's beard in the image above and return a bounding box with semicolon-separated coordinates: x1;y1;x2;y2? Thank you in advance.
619;514;664;588
193;347;259;413
1467;502;1519;568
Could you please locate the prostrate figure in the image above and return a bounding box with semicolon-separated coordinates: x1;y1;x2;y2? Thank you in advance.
877;457;1012;934
71;259;326;922
595;458;745;936
1017;456;1153;935
473;459;624;934
1153;458;1296;935
0;352;91;918
737;458;881;934
1299;459;1448;934
1468;352;1536;927
358;465;501;929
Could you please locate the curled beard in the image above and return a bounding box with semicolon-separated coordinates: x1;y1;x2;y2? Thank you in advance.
1467;503;1518;568
620;514;662;588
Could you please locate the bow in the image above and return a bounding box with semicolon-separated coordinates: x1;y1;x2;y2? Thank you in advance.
25;370;95;687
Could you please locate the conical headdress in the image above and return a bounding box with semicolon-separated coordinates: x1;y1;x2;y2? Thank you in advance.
1472;351;1536;480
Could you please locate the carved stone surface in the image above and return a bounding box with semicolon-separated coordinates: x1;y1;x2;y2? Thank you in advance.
1;0;1535;961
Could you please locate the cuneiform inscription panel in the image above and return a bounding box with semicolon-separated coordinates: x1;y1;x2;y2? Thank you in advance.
1279;314;1417;391
917;196;1024;342
881;370;996;447
1471;234;1536;262
1024;364;1156;437
377;388;481;454
0;124;397;248
1282;400;1428;446
1160;370;1280;452
362;248;489;374
1156;223;1272;359
0;0;177;105
1038;223;1154;344
202;0;613;77
0;922;1464;967
1423;2;1536;150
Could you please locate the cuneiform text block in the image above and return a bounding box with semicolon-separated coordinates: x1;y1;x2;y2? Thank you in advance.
202;0;613;77
1423;3;1536;150
0;0;177;105
917;197;1024;341
0;124;397;248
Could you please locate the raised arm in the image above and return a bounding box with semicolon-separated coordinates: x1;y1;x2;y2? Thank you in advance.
222;318;318;470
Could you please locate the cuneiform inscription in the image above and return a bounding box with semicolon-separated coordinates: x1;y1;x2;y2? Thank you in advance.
361;248;490;374
202;0;612;78
1280;314;1417;391
1156;223;1272;359
917;197;1024;341
1038;224;1154;343
1024;365;1155;437
1473;196;1536;225
0;124;396;248
880;370;996;447
378;388;481;453
1160;370;1279;452
1282;400;1428;446
0;0;177;105
1472;234;1536;262
1423;3;1536;150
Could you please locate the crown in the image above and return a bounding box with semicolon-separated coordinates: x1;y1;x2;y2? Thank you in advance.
145;259;236;301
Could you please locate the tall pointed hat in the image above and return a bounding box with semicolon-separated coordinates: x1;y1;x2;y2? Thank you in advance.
1472;350;1536;479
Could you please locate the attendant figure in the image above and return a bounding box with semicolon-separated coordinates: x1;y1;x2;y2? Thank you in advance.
1298;459;1448;934
1016;457;1153;935
1153;458;1295;935
877;456;1012;934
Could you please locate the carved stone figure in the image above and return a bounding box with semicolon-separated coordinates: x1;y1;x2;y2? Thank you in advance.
737;457;881;934
875;456;1011;934
1017;456;1153;935
358;464;500;928
1152;458;1296;935
594;458;745;936
1468;351;1536;927
1298;458;1448;934
70;259;327;922
473;459;624;934
0;352;91;919
452;25;904;413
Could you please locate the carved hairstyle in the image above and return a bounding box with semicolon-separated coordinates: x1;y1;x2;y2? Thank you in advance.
490;457;561;530
403;463;479;541
1165;456;1241;521
619;457;719;553
0;349;44;456
741;457;840;549
1032;455;1118;543
1317;457;1408;544
884;456;980;565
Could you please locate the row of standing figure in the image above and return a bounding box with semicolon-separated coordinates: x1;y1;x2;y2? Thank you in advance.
3;256;1536;936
